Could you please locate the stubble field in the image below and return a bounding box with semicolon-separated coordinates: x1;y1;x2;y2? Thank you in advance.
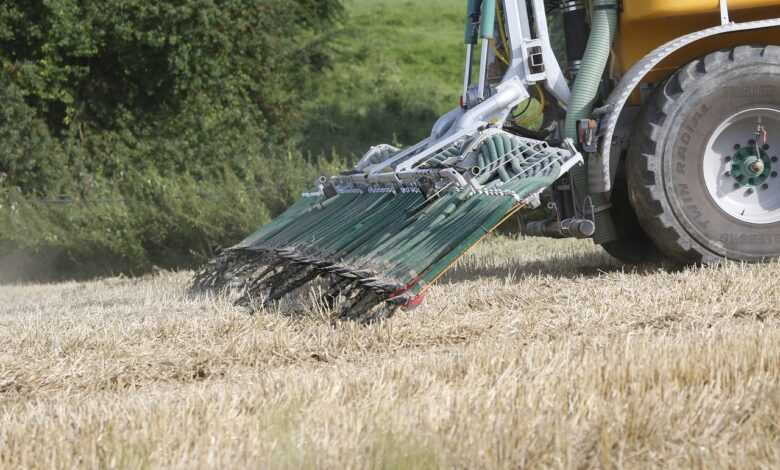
1;237;779;469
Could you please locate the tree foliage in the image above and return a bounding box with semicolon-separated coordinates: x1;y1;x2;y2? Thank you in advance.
0;0;344;279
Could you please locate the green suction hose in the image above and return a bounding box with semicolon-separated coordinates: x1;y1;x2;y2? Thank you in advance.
563;0;618;141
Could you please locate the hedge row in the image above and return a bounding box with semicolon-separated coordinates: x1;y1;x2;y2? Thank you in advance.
0;0;344;280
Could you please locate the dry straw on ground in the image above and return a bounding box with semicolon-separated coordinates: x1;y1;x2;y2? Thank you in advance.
0;237;778;469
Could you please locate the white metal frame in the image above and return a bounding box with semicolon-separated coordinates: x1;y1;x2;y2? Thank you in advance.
336;0;578;189
720;0;731;25
503;0;571;104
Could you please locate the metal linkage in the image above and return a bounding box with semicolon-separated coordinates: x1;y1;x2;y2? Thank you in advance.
331;130;580;200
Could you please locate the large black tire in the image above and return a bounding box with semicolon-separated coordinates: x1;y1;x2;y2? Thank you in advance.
601;156;660;263
627;45;780;264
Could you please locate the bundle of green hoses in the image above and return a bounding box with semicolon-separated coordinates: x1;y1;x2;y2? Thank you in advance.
193;132;570;322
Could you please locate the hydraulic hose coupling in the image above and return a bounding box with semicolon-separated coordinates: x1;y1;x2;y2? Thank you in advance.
524;218;596;239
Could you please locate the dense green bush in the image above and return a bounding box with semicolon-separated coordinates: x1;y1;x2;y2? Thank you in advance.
0;153;345;280
0;0;344;279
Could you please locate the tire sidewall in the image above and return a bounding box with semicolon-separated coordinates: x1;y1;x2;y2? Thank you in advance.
660;61;780;260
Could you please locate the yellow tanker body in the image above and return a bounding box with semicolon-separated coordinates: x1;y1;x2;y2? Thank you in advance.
624;0;780;21
617;0;780;81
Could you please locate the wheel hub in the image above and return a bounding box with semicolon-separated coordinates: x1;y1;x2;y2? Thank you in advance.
703;108;780;225
729;144;771;187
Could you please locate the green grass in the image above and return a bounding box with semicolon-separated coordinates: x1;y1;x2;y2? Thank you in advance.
301;0;559;158
301;0;465;157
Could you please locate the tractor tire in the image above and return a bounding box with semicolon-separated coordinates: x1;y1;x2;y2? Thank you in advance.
601;157;660;263
627;45;780;264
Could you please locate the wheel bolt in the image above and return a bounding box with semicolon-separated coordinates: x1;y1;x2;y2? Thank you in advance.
734;144;742;150
734;183;741;189
725;171;732;177
725;156;732;162
762;184;770;190
747;188;755;195
763;144;771;150
749;139;756;146
773;156;779;163
773;172;779;178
